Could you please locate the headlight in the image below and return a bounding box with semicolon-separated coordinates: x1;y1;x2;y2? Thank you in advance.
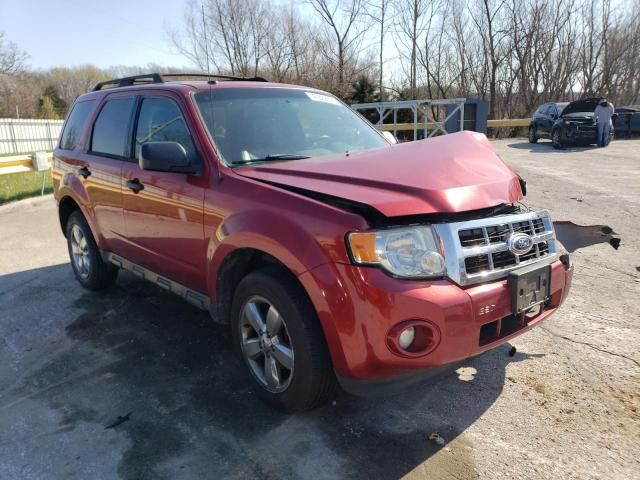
346;226;446;278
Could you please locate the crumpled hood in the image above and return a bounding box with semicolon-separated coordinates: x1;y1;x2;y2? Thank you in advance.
234;131;523;217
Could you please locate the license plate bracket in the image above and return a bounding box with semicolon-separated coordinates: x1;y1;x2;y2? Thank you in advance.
508;263;551;314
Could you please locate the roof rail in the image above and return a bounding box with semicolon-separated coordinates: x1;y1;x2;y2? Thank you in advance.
93;74;164;91
92;72;269;91
162;73;269;83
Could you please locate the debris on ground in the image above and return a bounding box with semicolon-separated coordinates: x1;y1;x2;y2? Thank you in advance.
429;432;446;446
456;367;477;382
509;346;517;357
554;222;621;252
105;411;133;430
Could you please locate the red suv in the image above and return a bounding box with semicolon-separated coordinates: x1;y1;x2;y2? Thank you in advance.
53;73;573;411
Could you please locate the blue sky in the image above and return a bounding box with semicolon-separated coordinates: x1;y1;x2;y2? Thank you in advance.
0;0;195;69
1;0;389;74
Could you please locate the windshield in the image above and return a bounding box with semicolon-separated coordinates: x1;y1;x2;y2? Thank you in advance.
193;88;388;165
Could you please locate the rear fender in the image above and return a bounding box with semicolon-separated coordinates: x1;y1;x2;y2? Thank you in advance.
55;174;103;248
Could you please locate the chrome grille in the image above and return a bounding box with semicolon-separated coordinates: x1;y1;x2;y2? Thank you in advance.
434;210;558;286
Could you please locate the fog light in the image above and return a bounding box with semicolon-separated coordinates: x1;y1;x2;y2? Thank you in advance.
398;326;416;350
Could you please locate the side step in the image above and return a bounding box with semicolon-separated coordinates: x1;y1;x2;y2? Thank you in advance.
103;252;211;311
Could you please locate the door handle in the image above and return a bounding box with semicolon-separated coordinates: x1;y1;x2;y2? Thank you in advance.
126;179;144;193
78;166;91;179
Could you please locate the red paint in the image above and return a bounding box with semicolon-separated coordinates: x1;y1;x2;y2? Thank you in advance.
299;260;571;379
53;80;571;388
235;131;523;217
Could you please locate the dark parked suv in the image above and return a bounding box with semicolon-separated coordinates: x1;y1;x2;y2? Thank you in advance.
529;98;612;149
53;73;572;411
528;102;568;145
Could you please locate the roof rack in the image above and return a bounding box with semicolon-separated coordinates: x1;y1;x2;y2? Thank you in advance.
92;74;164;91
92;72;268;91
162;73;269;83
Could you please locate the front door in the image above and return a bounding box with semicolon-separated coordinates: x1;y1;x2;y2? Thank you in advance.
120;94;206;291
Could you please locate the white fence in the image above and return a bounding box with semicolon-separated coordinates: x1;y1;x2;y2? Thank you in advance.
0;118;64;155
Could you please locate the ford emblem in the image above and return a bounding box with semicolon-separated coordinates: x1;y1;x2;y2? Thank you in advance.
507;232;533;255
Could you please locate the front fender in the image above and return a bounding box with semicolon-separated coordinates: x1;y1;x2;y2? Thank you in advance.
206;208;340;301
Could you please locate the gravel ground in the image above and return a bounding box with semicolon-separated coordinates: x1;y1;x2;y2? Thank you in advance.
0;138;638;480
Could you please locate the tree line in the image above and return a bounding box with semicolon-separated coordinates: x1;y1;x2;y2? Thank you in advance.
174;0;640;118
1;0;639;120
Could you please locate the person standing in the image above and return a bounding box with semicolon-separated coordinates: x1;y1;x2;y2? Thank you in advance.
594;98;615;147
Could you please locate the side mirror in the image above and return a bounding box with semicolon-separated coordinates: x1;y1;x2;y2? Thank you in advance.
382;131;398;144
139;141;198;174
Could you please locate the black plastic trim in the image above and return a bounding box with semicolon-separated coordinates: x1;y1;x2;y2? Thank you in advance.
337;361;464;396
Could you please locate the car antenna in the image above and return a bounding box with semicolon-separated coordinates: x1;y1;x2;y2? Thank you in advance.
201;3;222;180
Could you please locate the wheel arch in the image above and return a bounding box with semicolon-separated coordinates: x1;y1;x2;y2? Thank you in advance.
58;195;82;237
212;247;292;324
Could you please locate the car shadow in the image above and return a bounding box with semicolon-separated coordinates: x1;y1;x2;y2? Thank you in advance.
0;266;543;480
507;140;597;153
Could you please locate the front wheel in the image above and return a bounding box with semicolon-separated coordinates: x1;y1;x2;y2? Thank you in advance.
231;267;337;411
552;129;564;149
66;210;118;290
528;126;538;144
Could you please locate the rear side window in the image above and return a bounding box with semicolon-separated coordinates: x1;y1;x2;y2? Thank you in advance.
134;97;197;162
90;97;136;157
59;100;95;150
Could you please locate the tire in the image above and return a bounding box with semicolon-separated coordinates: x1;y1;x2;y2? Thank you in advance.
231;266;337;411
552;128;564;149
528;126;538;144
66;210;118;290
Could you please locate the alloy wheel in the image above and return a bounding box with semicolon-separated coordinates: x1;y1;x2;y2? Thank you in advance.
239;296;295;393
70;224;91;279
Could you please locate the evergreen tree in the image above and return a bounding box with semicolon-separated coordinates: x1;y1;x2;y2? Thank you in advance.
348;75;378;104
37;95;59;119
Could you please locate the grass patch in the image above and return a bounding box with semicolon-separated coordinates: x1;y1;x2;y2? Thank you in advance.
0;170;53;205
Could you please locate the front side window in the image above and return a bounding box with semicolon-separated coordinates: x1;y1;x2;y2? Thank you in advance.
534;105;547;116
134;97;197;162
60;100;95;150
90;97;136;157
193;88;388;166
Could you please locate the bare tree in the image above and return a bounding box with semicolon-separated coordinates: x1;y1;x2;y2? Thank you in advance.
171;0;271;76
470;0;511;118
47;66;109;105
309;0;369;95
0;32;28;76
365;0;392;97
393;0;431;90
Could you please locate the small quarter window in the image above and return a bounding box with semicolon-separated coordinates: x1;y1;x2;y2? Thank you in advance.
90;97;136;157
59;100;95;150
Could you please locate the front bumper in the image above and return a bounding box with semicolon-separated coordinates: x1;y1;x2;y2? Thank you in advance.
299;259;573;394
563;124;597;142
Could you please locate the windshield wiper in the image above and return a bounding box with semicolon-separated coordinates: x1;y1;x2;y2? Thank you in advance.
232;154;311;166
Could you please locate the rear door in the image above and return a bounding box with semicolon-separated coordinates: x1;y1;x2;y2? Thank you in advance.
120;93;207;291
547;104;559;132
539;104;554;137
78;94;136;251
